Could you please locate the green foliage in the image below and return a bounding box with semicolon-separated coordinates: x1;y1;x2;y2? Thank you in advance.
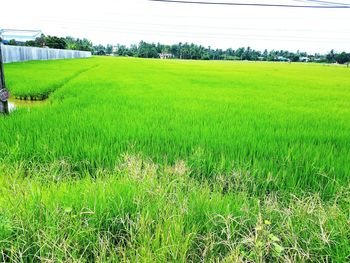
21;34;93;51
8;39;17;46
65;36;93;51
44;35;66;49
92;43;115;56
109;41;349;63
93;44;108;55
136;41;159;58
335;52;350;64
5;32;349;63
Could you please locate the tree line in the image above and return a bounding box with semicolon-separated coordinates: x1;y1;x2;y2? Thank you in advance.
2;34;93;52
3;34;350;64
98;41;350;64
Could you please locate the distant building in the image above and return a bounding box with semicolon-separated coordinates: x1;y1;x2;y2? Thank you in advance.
0;29;42;44
300;57;310;62
159;53;173;59
276;56;290;62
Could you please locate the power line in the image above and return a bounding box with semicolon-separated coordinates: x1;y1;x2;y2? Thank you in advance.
37;16;350;43
290;0;336;6
149;0;350;8
45;18;350;40
61;24;350;44
41;18;350;34
294;0;350;6
31;11;350;21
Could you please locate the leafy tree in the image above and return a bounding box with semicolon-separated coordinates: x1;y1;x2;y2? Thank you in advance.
76;38;93;51
137;41;158;58
32;34;46;47
335;52;350;64
288;53;300;62
65;36;78;50
326;50;336;63
106;44;113;55
8;39;17;46
235;47;245;60
93;44;107;55
23;34;92;51
44;35;66;49
114;44;128;56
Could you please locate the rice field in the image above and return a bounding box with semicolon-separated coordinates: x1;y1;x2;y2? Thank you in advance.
5;59;97;100
1;57;350;262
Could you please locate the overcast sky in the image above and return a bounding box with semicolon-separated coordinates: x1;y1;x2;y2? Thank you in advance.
1;0;350;53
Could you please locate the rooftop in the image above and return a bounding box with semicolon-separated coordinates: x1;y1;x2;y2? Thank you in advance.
0;29;42;42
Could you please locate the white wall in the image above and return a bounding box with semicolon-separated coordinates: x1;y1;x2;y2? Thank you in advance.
1;44;91;63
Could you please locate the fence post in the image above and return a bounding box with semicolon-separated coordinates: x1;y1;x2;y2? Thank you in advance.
0;44;9;114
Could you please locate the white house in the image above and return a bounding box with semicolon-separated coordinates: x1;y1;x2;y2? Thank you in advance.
276;56;290;62
159;53;173;59
299;57;310;62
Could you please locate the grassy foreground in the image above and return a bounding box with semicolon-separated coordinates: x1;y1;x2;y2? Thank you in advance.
1;156;350;262
1;57;350;261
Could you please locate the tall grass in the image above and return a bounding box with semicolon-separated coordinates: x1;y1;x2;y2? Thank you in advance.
1;155;350;262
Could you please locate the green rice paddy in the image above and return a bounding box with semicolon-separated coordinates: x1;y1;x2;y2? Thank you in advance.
1;57;349;262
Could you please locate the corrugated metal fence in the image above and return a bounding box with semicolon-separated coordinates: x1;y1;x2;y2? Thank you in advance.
1;44;91;63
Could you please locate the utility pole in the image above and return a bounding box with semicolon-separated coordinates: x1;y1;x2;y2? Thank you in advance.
0;43;9;114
